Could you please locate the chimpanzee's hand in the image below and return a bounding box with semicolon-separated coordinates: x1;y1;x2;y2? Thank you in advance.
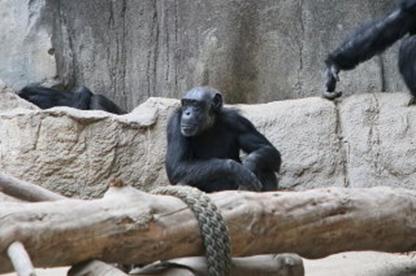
237;170;263;191
226;159;262;191
322;64;343;100
242;158;257;174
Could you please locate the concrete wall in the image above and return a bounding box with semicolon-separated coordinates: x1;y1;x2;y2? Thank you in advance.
0;0;408;111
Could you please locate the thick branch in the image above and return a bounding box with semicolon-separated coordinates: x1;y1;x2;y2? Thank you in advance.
132;254;304;276
0;172;65;201
0;172;113;275
68;260;128;276
7;241;36;276
0;191;22;202
0;186;416;273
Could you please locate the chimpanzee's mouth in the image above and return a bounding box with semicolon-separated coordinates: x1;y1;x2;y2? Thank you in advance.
181;124;197;136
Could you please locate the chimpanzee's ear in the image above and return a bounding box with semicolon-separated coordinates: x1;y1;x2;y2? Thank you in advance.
212;93;223;111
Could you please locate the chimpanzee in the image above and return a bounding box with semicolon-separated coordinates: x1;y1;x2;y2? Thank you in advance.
323;0;416;104
165;86;281;193
17;85;126;115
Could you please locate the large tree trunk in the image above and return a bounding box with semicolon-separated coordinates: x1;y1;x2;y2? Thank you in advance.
0;185;415;273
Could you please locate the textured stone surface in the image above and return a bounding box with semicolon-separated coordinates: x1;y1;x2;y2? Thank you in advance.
2;89;416;197
339;93;416;189
0;81;38;112
0;0;408;110
0;90;175;198
0;0;57;89
239;98;344;189
51;0;407;111
0;87;343;197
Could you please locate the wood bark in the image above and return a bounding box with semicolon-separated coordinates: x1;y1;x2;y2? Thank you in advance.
0;172;65;202
131;254;304;276
68;260;128;276
0;173;123;275
0;185;416;273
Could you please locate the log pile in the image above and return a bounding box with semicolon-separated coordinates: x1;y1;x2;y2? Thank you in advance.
2;172;416;275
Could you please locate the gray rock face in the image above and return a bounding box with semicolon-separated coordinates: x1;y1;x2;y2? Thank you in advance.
0;0;407;111
3;86;416;198
0;92;174;198
240;98;344;189
0;86;344;197
0;82;38;111
0;0;57;89
339;93;416;189
53;0;406;111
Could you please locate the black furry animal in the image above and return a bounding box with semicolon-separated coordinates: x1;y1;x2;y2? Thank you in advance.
17;86;126;115
165;86;281;193
323;0;416;104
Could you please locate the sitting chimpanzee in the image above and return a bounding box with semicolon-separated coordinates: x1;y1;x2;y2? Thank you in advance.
165;86;281;192
323;0;416;104
17;85;126;115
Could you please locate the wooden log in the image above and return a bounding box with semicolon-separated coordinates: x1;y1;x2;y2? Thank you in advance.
0;172;114;275
0;172;65;202
0;186;416;273
7;241;36;276
0;173;304;275
68;260;128;276
0;191;22;202
131;254;304;276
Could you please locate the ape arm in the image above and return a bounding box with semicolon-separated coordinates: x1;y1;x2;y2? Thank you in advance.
401;0;416;13
18;86;74;109
324;3;416;94
89;95;127;115
71;87;93;110
73;86;126;114
165;111;262;191
235;115;281;174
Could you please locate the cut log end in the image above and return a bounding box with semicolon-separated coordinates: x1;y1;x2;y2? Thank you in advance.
7;241;36;276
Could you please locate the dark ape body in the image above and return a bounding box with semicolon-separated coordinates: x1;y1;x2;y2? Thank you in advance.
17;86;126;115
165;86;281;193
324;0;416;102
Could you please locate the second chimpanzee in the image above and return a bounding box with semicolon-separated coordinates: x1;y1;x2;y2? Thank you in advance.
323;0;416;104
165;86;281;193
17;85;126;115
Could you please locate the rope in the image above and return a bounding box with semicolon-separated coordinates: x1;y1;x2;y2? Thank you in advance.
152;186;231;276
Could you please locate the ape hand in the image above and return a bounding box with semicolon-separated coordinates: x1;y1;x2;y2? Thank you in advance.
242;158;257;174
323;64;343;100
225;159;262;191
238;169;263;191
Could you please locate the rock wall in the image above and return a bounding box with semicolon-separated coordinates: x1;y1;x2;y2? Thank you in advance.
0;0;408;111
1;86;415;198
0;0;57;89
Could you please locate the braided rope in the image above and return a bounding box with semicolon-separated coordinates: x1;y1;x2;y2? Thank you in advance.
152;186;231;276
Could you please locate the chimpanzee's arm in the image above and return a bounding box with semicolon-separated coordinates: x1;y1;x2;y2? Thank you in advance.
165;111;262;191
18;86;72;109
401;0;416;13
89;95;127;114
324;2;416;95
72;86;93;110
235;114;281;174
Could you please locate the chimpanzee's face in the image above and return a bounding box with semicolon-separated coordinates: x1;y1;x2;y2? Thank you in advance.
179;87;223;137
180;98;213;137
